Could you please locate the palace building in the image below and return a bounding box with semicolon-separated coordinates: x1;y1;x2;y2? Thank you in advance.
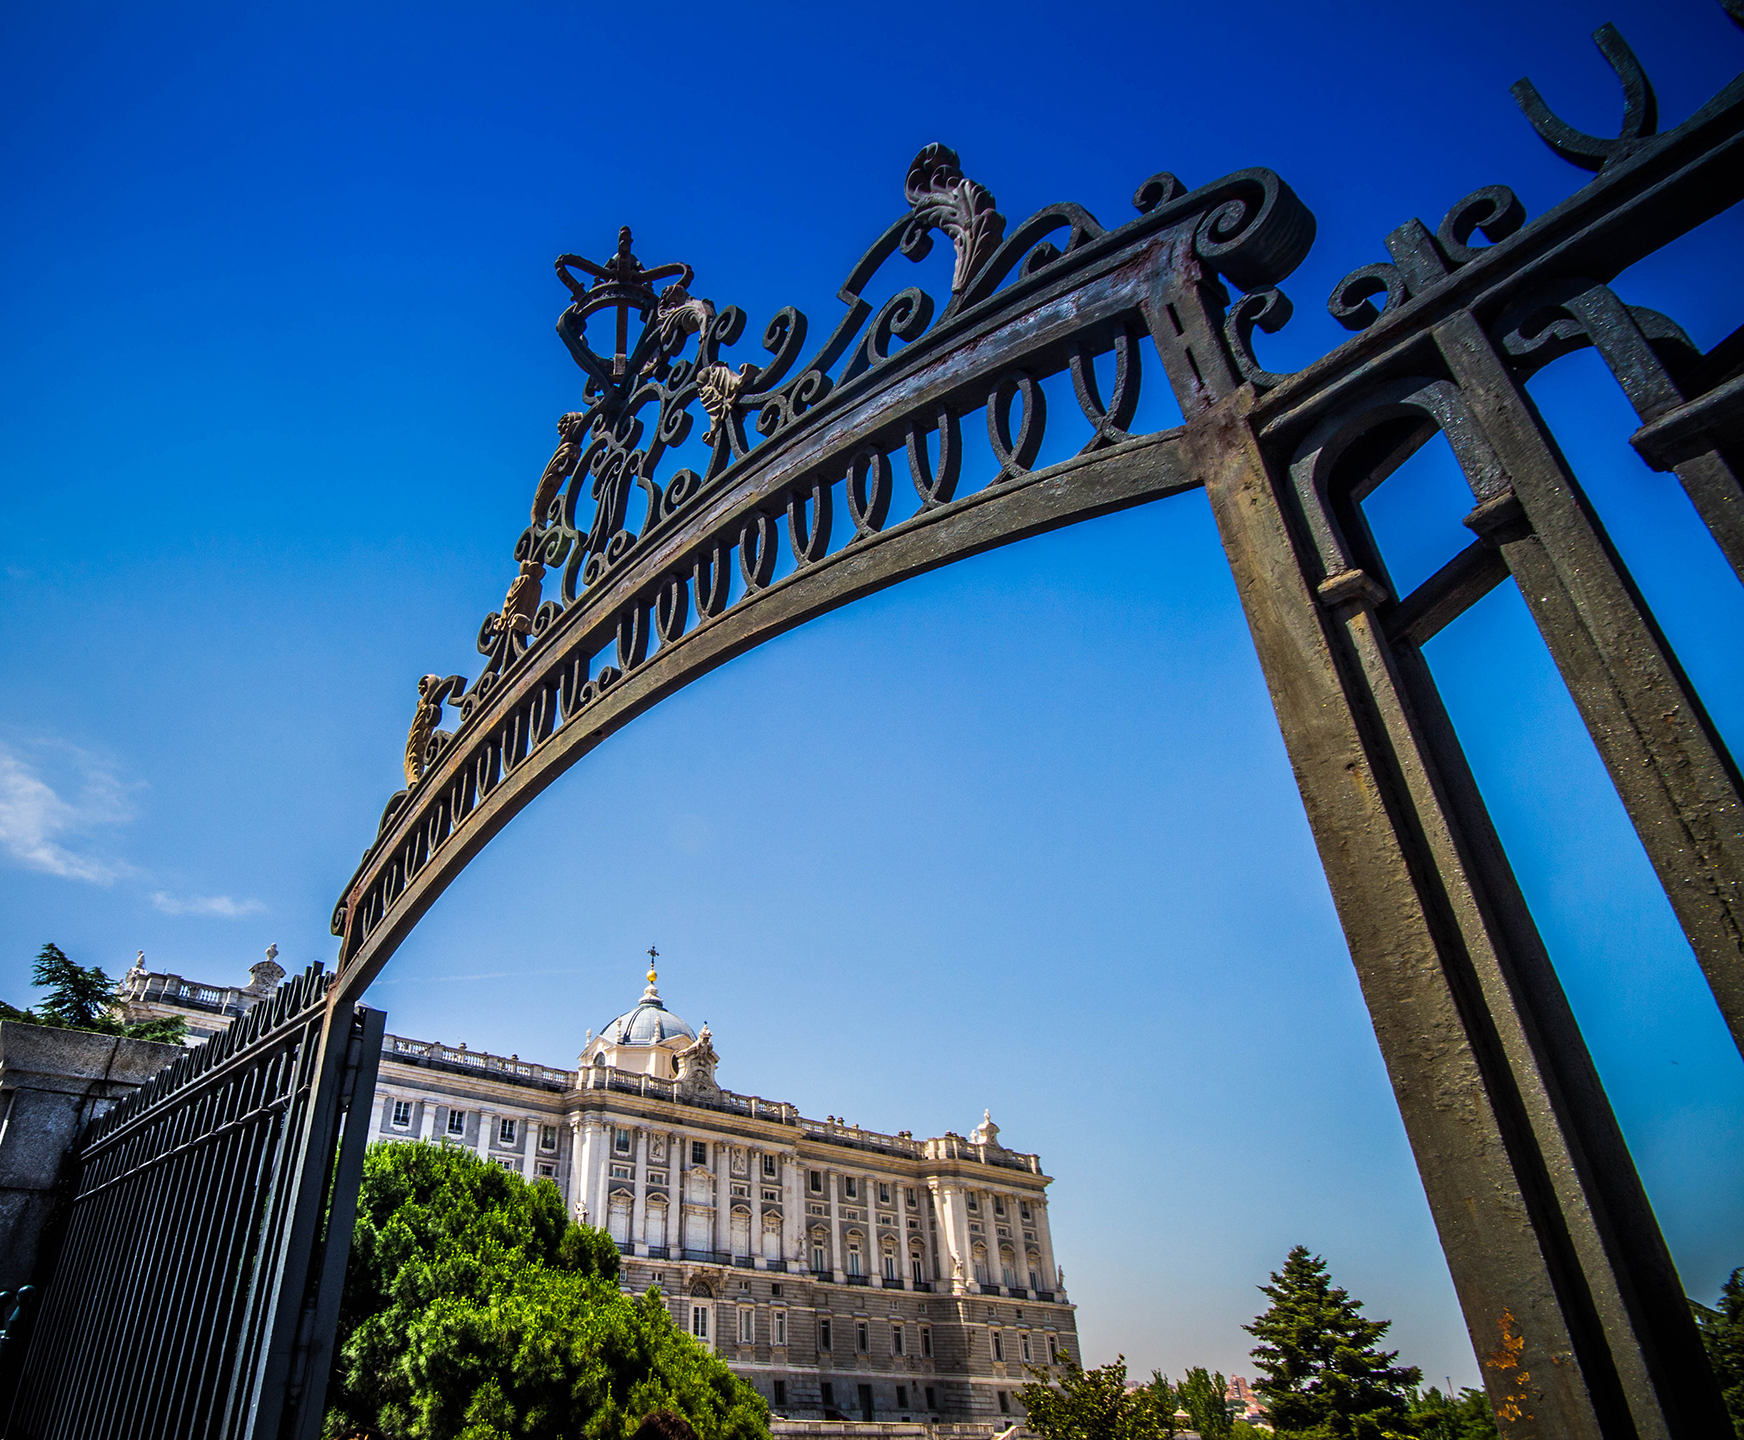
114;951;1080;1422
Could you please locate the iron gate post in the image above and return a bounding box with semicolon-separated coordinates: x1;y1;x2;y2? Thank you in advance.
1194;386;1729;1440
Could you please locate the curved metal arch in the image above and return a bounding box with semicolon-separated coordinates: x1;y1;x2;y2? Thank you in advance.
329;147;1316;1007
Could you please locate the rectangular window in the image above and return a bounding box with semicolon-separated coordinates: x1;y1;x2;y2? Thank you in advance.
992;1330;1004;1362
844;1176;858;1199
499;1118;517;1145
773;1381;786;1407
391;1099;412;1127
731;1182;749;1197
691;1140;708;1166
774;1308;787;1346
1048;1334;1058;1364
647;1170;668;1186
820;1318;832;1351
1021;1332;1032;1362
536;1162;556;1177
739;1308;754;1344
892;1324;904;1355
810;1170;823;1193
763;1154;777;1177
1030;1269;1040;1291
610;1164;631;1180
691;1304;708;1340
897;1386;908;1410
821;1383;835;1409
763;1189;780;1202
921;1326;932;1358
540;1124;558;1151
966;1193;979;1212
994;1196;1006;1216
856;1321;868;1352
615;1127;631;1153
878;1182;890;1205
771;1283;783;1297
1020;1201;1031;1221
447;1109;466;1135
906;1187;917;1207
998;1392;1010;1415
496;1159;516;1173
925;1388;936;1412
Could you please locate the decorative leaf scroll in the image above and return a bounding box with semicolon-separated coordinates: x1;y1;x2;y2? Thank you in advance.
902;143;1008;294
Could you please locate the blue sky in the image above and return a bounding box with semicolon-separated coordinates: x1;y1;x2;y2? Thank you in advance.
2;0;1741;1392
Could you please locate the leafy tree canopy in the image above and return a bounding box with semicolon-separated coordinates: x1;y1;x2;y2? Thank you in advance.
1407;1386;1497;1440
1173;1366;1232;1440
1243;1245;1420;1440
10;942;187;1043
1697;1266;1744;1438
1018;1357;1175;1440
326;1140;770;1440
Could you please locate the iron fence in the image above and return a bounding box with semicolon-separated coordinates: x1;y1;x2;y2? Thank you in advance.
3;966;382;1440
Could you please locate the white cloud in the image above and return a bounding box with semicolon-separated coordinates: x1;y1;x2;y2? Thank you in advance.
0;741;137;883
150;891;268;919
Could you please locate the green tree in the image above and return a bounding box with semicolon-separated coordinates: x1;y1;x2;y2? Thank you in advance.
326;1140;770;1440
1017;1356;1168;1440
1175;1367;1232;1440
14;942;187;1043
1407;1385;1496;1440
1697;1267;1744;1438
1243;1246;1420;1440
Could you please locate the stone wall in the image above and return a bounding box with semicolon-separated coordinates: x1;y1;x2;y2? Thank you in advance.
0;1021;183;1290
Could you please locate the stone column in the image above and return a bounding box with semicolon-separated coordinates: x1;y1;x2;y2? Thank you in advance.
569;1118;588;1221
631;1125;647;1250
784;1146;803;1265
826;1167;841;1280
1034;1198;1059;1295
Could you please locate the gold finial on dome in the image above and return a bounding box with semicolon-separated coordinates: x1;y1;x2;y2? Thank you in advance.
646;944;659;987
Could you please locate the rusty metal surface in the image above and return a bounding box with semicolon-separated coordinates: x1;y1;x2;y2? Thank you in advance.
328;12;1744;1437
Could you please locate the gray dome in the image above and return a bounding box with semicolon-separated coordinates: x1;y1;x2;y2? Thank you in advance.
602;979;696;1046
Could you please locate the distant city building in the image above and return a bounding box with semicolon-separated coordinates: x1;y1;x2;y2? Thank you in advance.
113;949;1080;1422
1226;1375;1267;1425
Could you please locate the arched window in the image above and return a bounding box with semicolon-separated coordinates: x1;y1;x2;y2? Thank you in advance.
882;1238;898;1281
646;1197;668;1250
811;1228;829;1275
1000;1246;1016;1288
846;1232;864;1277
1027;1249;1042;1291
910;1244;925;1285
972;1243;989;1285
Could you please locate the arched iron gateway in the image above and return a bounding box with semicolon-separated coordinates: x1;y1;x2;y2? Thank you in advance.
9;11;1744;1440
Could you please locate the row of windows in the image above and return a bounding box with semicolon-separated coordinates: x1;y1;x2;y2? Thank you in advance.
688;1304;1063;1370
604;1136;1036;1228
797;1382;940;1414
387;1101;558;1151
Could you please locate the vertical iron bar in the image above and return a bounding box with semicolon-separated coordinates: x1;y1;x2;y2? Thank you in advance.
1435;311;1744;1055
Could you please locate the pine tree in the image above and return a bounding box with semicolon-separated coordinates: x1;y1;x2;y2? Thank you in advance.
16;942;185;1042
1243;1246;1421;1440
31;942;118;1029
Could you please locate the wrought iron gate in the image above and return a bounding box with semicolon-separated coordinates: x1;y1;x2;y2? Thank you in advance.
318;11;1743;1436
3;967;383;1440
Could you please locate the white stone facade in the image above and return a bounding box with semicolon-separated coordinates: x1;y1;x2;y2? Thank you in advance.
114;955;1079;1422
